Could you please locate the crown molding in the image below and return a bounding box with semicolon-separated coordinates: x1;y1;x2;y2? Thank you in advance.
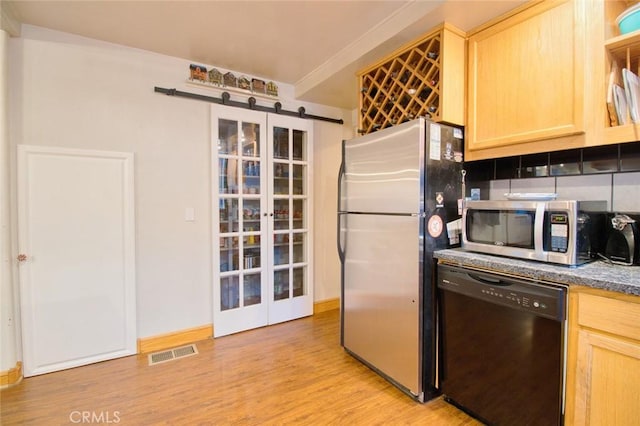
1;1;21;36
294;0;444;108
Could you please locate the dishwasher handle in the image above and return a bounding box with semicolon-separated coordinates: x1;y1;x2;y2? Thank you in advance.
467;272;511;286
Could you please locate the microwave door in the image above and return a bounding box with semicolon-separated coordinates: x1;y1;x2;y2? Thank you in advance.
463;202;547;262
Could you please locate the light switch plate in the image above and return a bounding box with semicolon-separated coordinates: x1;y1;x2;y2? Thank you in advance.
185;207;195;222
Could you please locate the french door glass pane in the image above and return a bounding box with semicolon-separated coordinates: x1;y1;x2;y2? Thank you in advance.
274;269;290;301
273;126;289;159
273;162;288;195
293;129;306;161
293;267;306;297
293;232;306;263
219;199;238;233
292;199;305;229
243;235;261;269
242;199;261;232
293;164;305;195
274;233;289;266
220;237;239;272
274;199;289;230
218;119;238;155
243;273;261;306
242;160;260;194
219;158;238;194
221;276;239;311
241;122;260;157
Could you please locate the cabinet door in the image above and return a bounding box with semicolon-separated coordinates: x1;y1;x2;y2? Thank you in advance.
573;329;640;425
267;114;313;324
212;105;268;337
467;0;585;152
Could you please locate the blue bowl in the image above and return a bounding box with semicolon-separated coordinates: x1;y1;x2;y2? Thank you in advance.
617;4;640;35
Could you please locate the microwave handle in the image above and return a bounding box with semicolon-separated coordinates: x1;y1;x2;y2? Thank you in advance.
534;203;546;256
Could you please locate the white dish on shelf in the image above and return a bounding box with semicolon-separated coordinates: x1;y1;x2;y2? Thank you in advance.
504;193;558;201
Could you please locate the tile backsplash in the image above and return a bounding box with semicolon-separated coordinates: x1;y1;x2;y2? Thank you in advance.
467;142;640;213
613;173;640;212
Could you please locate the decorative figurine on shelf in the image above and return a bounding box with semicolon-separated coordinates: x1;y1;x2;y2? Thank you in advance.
208;68;223;86
238;76;251;91
223;71;237;88
189;64;207;82
252;78;265;94
266;81;278;97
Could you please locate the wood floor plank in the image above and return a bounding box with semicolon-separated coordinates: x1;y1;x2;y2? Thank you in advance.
0;310;481;425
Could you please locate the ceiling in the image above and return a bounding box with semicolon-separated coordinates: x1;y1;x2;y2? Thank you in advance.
3;0;526;109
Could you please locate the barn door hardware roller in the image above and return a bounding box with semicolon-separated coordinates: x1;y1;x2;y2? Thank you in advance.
154;86;343;125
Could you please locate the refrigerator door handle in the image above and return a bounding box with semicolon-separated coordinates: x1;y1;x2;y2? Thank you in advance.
337;145;346;263
337;213;346;264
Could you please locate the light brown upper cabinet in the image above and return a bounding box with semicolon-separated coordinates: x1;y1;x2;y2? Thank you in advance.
465;0;605;161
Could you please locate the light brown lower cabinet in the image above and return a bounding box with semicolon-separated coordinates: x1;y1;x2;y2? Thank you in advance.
565;287;640;425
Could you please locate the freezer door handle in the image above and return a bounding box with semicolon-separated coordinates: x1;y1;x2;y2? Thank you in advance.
337;145;346;263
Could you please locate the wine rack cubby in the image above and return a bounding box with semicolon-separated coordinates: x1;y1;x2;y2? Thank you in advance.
358;23;465;134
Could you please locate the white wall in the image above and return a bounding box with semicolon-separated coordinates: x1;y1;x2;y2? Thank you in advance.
312;121;351;302
1;28;18;373
7;24;348;354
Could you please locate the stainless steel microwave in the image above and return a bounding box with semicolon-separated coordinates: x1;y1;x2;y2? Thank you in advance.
462;200;608;266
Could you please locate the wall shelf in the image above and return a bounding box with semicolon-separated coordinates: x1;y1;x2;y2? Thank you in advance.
186;79;279;102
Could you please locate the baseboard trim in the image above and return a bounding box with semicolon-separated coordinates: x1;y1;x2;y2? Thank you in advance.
137;324;213;354
314;297;340;314
0;361;23;388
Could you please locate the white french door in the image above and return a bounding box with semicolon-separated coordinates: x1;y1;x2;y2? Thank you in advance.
266;114;313;325
211;105;313;337
17;145;136;377
212;107;269;337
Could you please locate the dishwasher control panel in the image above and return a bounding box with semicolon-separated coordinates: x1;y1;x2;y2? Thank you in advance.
437;264;567;321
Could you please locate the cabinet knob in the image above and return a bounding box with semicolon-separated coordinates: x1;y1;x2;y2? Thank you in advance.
17;254;28;262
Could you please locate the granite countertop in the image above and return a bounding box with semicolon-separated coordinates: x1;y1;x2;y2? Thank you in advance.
434;248;640;296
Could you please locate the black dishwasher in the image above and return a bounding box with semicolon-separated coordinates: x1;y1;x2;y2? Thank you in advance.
437;264;567;426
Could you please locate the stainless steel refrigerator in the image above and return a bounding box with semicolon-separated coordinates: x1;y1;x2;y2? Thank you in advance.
337;117;464;402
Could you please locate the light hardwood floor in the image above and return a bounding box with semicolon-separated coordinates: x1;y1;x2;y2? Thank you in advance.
0;309;481;425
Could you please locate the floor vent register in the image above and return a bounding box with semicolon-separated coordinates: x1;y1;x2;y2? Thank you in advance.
148;344;198;366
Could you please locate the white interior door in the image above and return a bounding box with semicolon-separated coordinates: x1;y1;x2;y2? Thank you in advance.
18;145;136;377
211;106;313;337
211;106;269;337
267;114;313;325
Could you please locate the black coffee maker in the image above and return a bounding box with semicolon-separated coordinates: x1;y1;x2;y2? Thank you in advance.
605;213;640;265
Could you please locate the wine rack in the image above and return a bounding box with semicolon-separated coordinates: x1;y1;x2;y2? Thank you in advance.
358;23;465;134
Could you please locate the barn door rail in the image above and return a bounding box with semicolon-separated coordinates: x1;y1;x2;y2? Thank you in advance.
154;86;343;125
